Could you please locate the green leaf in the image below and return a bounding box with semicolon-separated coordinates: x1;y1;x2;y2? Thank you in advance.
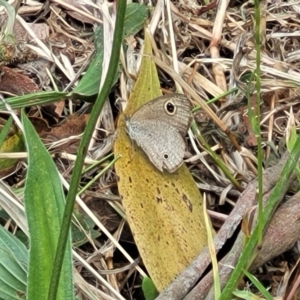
142;277;159;300
71;3;148;99
287;126;297;151
71;26;105;99
0;117;13;146
22;111;74;300
71;211;100;247
0;226;28;300
123;3;148;37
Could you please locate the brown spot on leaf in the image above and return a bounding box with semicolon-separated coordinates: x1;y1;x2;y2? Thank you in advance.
182;193;193;212
156;195;163;203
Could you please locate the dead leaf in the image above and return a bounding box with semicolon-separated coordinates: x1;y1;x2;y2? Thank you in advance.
40;114;89;153
114;31;207;291
0;66;39;95
50;32;75;64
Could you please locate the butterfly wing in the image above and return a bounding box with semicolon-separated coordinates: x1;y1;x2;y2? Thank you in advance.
128;120;186;173
130;94;192;136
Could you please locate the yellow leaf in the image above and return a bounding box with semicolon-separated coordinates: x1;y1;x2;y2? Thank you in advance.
0;130;24;176
114;30;207;291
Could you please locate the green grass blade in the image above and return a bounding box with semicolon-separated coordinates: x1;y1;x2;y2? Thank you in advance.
0;92;68;110
47;1;127;299
220;134;300;299
243;269;273;300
